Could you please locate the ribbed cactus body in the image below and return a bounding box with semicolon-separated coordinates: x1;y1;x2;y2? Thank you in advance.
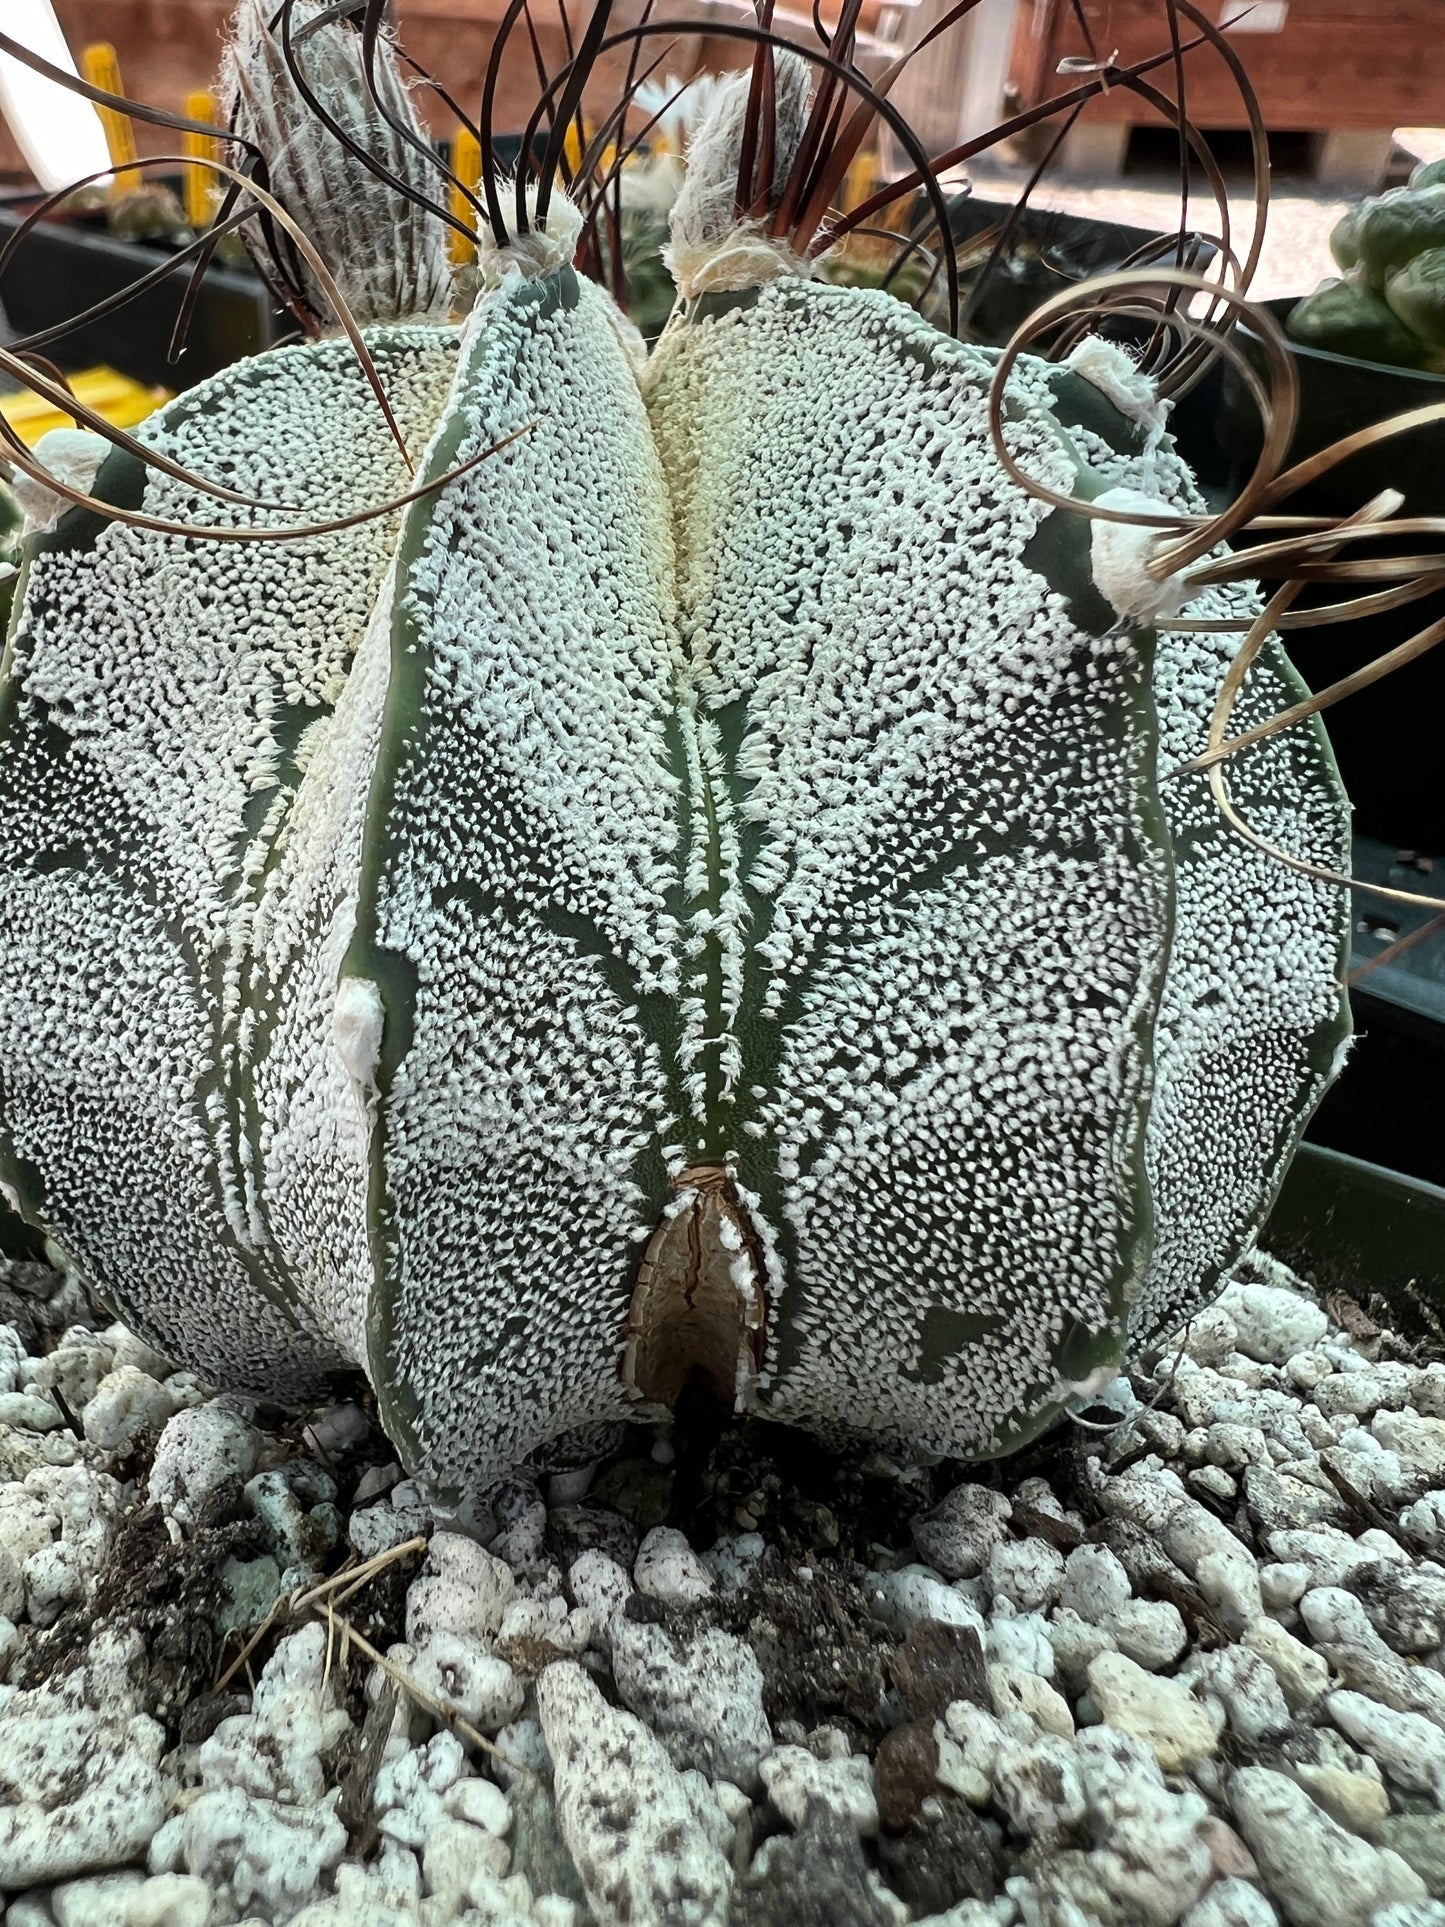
0;245;1350;1495
0;328;459;1392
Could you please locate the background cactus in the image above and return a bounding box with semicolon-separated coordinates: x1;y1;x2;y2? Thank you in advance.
0;6;1351;1500
1291;157;1445;367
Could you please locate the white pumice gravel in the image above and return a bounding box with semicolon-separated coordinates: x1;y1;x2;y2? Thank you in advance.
8;1254;1445;1923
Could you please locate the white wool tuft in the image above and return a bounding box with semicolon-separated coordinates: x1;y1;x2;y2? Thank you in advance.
476;185;584;284
666;53;814;296
1090;486;1190;625
221;0;453;325
13;429;110;533
333;975;386;1110
1067;338;1169;443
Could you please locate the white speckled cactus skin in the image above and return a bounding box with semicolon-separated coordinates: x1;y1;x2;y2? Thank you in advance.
0;58;1350;1498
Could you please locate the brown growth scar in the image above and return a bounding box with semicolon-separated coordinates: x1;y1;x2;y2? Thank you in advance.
622;1164;768;1410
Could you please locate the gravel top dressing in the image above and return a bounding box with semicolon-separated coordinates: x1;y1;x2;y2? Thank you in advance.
2;1250;1445;1927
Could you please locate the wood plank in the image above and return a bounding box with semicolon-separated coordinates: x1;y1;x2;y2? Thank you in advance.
1010;0;1445;132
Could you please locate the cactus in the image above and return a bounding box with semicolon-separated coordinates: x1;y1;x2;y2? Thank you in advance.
1298;166;1445;368
0;17;1350;1497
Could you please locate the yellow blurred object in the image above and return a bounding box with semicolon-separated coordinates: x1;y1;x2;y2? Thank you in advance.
450;126;481;264
183;90;220;230
80;43;139;194
0;366;169;447
563;118;588;179
841;147;878;216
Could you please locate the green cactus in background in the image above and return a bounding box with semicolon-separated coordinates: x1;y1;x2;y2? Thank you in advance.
1296;158;1445;368
0;9;1350;1498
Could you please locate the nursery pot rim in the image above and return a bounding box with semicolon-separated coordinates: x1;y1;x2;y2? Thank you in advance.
1238;292;1445;386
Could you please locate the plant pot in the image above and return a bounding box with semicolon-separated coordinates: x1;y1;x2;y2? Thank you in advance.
1302;833;1445;1192
1261;1142;1445;1322
946;195;1219;351
0;198;278;391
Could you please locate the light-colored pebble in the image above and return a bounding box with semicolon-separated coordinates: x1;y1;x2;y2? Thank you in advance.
1230;1765;1428;1927
759;1746;878;1835
1087;1651;1225;1773
632;1525;714;1604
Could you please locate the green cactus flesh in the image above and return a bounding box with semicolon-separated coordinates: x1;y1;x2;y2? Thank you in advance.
0;263;1350;1495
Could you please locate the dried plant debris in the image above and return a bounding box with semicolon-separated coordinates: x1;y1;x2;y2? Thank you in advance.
0;1259;1442;1923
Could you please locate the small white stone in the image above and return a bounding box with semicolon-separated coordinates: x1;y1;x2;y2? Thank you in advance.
146;1813;185;1876
1185;1646;1290;1746
1293;1763;1389;1839
987;1665;1074;1738
1375;1410;1445;1482
1087;1652;1225;1772
420;1815;510;1908
1300;1586;1392;1662
348;1501;431;1561
1046;1608;1117;1690
1242;1617;1331;1711
128;1874;215;1927
1204;1422;1271;1469
1314;1373;1383;1420
533;1901;580;1927
0;1393;64;1431
566;1548;630;1653
936;1700;1010;1805
632;1525;713;1604
993;1733;1085;1839
0;1705;166;1888
1190;1464;1240;1503
406;1532;515;1646
81;1367;177;1452
1181;1876;1281;1927
1217;1275;1329;1365
375;1732;468;1848
7;1895;64;1927
1287;1350;1333;1391
985;1538;1064;1613
1106;1598;1187;1671
1259;1560;1312;1612
1327;1690;1445;1803
985;1610;1055;1679
538;1661;731;1927
611;1620;772;1790
1269;1527;1375;1590
1230;1765;1427;1927
911;1483;1013;1581
51;1872;149;1927
147;1402;260;1528
1401;1491;1445;1554
443;1774;511;1835
23;1539;86;1626
410;1634;524;1733
179;1785;347;1920
869;1565;985;1636
1181;1306;1239;1367
0;1324;24;1395
760;1745;878;1835
701;1533;765;1593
